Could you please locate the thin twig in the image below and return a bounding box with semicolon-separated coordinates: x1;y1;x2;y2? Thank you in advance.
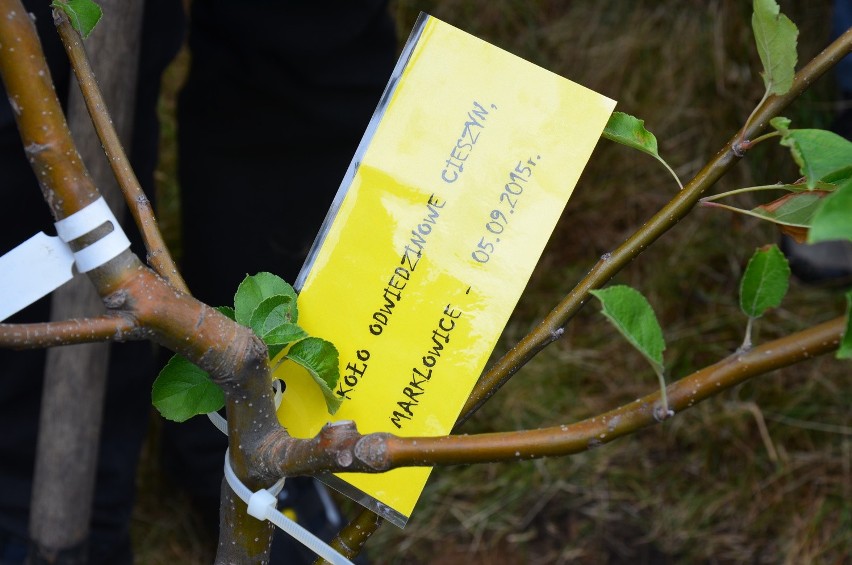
700;183;792;203
0;315;140;349
54;14;189;294
315;508;384;565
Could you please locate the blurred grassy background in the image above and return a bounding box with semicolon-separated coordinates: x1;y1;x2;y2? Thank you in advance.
135;1;851;563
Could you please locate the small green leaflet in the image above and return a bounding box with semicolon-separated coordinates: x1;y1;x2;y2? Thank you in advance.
839;290;852;360
249;294;297;337
752;0;798;96
285;337;343;413
51;0;102;39
740;244;790;319
217;305;236;320
603;112;659;157
820;167;852;186
591;285;670;417
771;118;852;188
770;116;792;136
808;178;852;243
263;322;308;359
751;190;831;240
590;285;665;374
602;112;683;189
753;191;827;226
152;355;224;423
234;271;298;326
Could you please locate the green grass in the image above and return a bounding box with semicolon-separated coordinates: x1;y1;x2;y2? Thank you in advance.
135;1;851;563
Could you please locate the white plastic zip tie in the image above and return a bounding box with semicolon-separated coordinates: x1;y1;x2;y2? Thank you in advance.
207;409;228;435
0;197;130;321
209;382;350;563
54;197;117;240
223;449;353;565
54;197;130;273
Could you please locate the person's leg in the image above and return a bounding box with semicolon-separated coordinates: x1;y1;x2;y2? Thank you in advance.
0;1;184;562
178;1;398;299
175;2;396;561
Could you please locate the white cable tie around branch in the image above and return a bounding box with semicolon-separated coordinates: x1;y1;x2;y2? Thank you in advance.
54;196;130;272
207;410;228;435
212;381;347;561
0;198;131;320
223;449;353;565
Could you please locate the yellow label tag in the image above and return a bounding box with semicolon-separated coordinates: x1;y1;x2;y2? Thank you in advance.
275;14;615;526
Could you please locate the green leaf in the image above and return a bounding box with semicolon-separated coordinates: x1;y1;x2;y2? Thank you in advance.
839;290;852;360
216;306;236;320
808;178;852;243
752;0;798;96
602;112;682;189
248;294;297;337
603;112;660;157
772;124;852;188
703;191;831;243
51;0;102;39
234;272;297;326
820;166;852;186
769;116;791;135
152;355;224;422
262;322;308;358
703;186;841;242
590;285;665;374
285;337;342;414
739;244;790;319
751;190;830;228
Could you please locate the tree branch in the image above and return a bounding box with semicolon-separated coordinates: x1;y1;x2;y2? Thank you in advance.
458;26;852;421
316;509;383;565
53;13;188;293
0;315;140;349
265;315;843;476
0;3;97;219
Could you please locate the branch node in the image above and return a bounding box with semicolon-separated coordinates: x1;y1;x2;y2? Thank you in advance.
336;450;354;468
103;289;128;309
732;139;749;157
550;327;565;341
653;404;675;422
354;433;392;471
